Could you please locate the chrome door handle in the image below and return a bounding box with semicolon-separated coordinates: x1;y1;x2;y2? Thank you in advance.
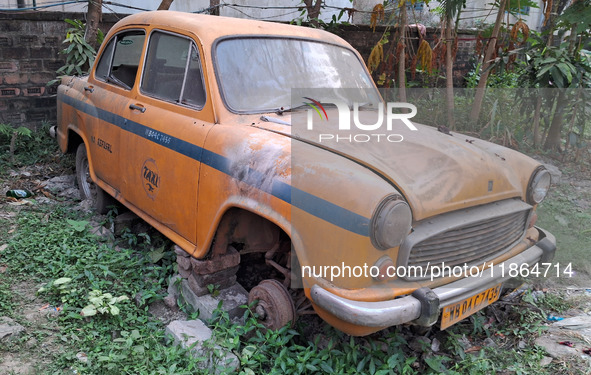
129;104;146;113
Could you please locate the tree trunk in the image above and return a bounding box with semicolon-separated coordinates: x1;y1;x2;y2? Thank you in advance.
398;3;407;102
564;88;581;150
9;132;16;164
303;0;323;27
157;0;174;10
84;0;102;50
543;89;567;151
567;24;578;55
532;96;542;147
468;0;507;123
541;0;570;45
209;0;220;15
445;16;455;129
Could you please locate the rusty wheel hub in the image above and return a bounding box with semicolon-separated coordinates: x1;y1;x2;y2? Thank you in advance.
248;279;296;330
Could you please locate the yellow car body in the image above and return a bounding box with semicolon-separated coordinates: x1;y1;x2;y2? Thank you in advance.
56;11;556;336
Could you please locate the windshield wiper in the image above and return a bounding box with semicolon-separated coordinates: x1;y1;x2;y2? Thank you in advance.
260;115;291;126
274;104;309;116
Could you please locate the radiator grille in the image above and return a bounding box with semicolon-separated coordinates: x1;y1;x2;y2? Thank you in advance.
407;209;530;277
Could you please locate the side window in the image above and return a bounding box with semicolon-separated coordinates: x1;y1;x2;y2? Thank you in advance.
141;31;206;108
94;30;146;89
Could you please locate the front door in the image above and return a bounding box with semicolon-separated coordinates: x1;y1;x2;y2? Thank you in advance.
121;30;214;246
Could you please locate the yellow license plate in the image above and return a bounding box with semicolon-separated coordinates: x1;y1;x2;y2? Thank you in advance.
440;283;502;329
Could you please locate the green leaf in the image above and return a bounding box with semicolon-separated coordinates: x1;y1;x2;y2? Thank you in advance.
80;304;97;317
320;362;334;373
425;356;447;372
65;18;80;27
53;277;72;286
540;57;557;64
67;219;88;232
148;246;166;263
110;305;120;315
536;64;553;78
557;63;573;84
550;66;565;87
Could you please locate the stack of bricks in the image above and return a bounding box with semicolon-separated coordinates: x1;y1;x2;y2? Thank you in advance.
174;245;240;297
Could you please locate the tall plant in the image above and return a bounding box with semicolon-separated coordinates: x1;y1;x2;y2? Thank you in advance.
519;0;591;150
49;19;104;85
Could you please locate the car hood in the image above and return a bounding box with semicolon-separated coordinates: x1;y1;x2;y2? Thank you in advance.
255;110;540;221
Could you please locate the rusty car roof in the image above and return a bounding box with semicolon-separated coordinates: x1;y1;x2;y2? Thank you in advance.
111;10;349;47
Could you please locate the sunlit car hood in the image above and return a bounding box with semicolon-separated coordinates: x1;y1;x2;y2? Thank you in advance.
256;110;541;221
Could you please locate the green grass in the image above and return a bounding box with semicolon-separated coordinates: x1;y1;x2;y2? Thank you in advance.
0;123;73;175
536;181;591;285
1;205;209;374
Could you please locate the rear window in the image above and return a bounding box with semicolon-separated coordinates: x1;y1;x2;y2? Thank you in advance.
140;31;206;109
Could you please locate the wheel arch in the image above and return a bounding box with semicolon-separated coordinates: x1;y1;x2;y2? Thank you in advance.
61;126;85;154
197;198;305;268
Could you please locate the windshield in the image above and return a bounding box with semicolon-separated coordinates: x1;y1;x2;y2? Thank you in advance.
215;37;380;113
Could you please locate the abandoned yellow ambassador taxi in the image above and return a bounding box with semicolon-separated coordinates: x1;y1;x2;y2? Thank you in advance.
55;11;556;336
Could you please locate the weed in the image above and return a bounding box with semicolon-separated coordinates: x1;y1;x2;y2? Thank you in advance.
79;289;129;316
0;123;72;173
0;279;15;316
523;289;572;315
207;283;221;297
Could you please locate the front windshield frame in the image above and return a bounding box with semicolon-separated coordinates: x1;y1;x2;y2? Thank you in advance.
212;35;380;115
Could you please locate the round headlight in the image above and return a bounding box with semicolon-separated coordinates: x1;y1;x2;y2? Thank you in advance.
370;195;412;250
528;168;551;204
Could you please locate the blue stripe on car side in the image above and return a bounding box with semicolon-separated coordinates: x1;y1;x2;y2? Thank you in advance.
61;94;370;236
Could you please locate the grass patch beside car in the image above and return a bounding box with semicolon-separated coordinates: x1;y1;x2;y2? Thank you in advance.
0;204;209;374
536;171;591;286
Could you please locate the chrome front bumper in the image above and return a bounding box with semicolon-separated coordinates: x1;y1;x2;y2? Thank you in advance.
310;228;556;328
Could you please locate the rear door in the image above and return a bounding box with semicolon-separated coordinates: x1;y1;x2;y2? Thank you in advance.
121;29;214;245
